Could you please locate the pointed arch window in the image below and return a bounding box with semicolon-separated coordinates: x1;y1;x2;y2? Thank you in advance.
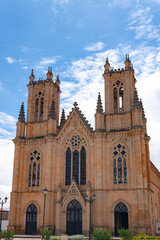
35;98;39;120
65;147;71;185
113;144;127;184
80;146;86;185
65;144;86;186
73;150;79;184
28;150;41;187
40;97;44;117
113;88;118;113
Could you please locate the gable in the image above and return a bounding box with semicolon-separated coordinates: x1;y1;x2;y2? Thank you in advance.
58;102;94;143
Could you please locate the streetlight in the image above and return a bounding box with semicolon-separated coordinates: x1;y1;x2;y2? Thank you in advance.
85;193;96;240
43;187;48;230
0;197;8;232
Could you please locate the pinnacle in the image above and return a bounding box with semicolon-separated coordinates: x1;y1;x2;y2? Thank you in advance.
140;99;146;119
18;102;25;123
132;88;141;109
96;92;103;114
49;99;56;120
125;54;130;61
60;109;66;127
56;74;60;82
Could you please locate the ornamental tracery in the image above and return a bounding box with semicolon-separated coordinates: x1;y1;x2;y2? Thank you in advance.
28;150;41;187
113;143;127;184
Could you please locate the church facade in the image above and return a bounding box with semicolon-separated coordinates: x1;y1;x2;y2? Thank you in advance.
8;56;160;236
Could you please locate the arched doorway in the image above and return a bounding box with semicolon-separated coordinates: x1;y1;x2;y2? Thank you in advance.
114;202;128;236
66;199;82;235
25;204;37;235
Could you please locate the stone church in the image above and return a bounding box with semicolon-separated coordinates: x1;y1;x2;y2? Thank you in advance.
8;56;160;236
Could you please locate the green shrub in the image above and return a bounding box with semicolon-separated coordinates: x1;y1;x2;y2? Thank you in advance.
133;237;160;240
40;229;52;240
0;230;14;240
137;233;146;237
118;228;133;240
92;229;112;240
68;235;84;240
51;237;60;240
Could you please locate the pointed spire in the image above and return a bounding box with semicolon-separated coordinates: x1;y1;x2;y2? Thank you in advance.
60;109;66;127
49;99;56;120
132;88;141;109
55;74;60;87
96;92;103;114
56;74;60;82
104;57;110;72
18;102;25;123
140;99;146;119
29;69;35;82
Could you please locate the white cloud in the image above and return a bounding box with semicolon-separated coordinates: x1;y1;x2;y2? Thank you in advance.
84;42;105;52
54;0;69;5
39;57;60;66
5;57;16;64
0;112;16;209
22;66;28;69
128;7;160;40
0;139;14;209
20;45;30;53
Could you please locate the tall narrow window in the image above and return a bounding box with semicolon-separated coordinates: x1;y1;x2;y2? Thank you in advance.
118;157;122;183
40;98;44;117
65;147;71;185
80;146;86;185
37;163;40;186
35;98;39;121
119;87;123;112
32;162;37;187
113;88;118;113
28;150;41;187
124;158;127;183
113;159;117;184
73;150;79;184
113;144;127;184
29;164;32;187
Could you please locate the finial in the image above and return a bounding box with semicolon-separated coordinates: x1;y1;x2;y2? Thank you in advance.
48;66;52;74
29;69;35;82
60;109;66;128
46;66;53;80
18;102;25;123
96;92;103;114
31;69;34;76
104;57;110;72
73;102;78;107
49;99;56;120
56;74;60;83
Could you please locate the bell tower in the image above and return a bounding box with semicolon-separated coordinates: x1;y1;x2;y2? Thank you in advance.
100;55;146;132
26;67;61;138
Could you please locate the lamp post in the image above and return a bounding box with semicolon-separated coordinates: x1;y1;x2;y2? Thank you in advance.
0;197;8;232
85;193;96;240
43;187;48;230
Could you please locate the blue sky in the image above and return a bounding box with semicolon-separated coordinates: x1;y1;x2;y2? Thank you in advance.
0;0;160;208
